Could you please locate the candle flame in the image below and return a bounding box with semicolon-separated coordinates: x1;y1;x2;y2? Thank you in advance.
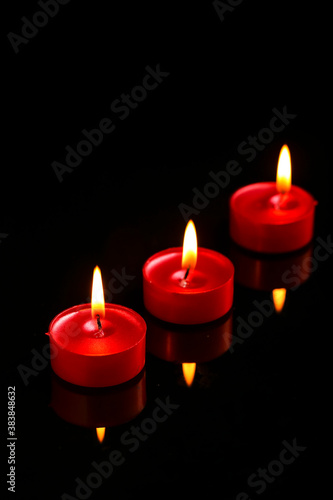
182;220;197;271
96;427;105;443
182;362;196;387
91;266;105;319
272;288;287;313
276;145;292;194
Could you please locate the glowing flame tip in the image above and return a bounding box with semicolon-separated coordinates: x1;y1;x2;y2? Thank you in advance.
91;266;105;319
182;220;197;271
276;144;291;194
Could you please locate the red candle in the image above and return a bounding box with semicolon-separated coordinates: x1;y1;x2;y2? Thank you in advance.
229;145;317;253
47;267;146;387
142;221;234;324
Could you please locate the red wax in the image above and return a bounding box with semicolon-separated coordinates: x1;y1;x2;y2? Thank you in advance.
142;247;234;324
47;304;146;387
229;183;317;253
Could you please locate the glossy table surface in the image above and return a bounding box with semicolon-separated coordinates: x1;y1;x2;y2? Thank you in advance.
2;1;330;499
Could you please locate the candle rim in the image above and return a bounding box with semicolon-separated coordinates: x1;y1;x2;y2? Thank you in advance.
48;303;146;355
143;246;234;294
230;182;317;223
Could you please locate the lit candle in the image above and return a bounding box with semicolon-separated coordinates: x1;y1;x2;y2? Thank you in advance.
229;145;317;253
142;221;234;324
47;267;146;387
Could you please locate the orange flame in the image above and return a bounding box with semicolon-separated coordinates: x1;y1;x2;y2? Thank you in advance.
276;145;292;194
272;288;286;313
182;363;196;387
96;427;105;443
91;266;105;319
182;220;197;271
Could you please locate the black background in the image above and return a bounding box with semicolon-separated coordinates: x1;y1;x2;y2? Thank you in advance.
2;1;331;499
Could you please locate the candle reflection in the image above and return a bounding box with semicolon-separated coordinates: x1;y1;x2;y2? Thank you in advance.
50;368;146;430
272;288;287;313
182;363;196;387
230;242;313;292
96;427;106;443
230;242;314;314
146;310;232;371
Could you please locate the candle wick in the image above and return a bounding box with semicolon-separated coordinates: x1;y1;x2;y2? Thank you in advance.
96;314;102;331
94;314;104;338
183;266;190;280
276;192;288;210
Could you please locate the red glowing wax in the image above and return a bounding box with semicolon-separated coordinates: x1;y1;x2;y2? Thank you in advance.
142;247;234;324
47;304;146;387
229;183;317;253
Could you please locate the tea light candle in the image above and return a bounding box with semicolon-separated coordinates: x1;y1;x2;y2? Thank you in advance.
229;145;317;253
47;267;146;387
142;221;234;324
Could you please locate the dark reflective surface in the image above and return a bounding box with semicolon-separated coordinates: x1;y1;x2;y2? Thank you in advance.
50;369;147;428
230;242;314;291
146;310;232;363
3;1;330;499
4;229;329;498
